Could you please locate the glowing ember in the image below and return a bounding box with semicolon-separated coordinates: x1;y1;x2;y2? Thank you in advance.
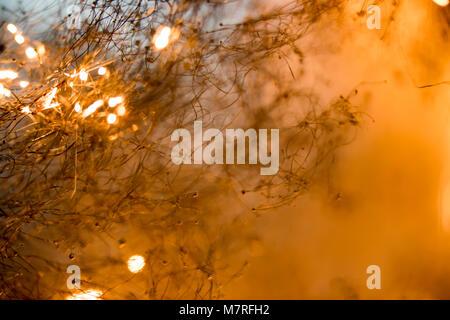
127;255;145;273
7;24;17;34
108;96;123;107
25;47;37;59
66;289;103;300
153;26;171;50
107;113;117;124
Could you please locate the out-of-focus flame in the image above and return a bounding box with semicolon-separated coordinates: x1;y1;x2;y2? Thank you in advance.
127;255;145;273
433;0;449;6
66;289;103;300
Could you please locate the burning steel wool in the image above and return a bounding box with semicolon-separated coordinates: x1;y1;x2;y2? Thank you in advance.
0;0;449;301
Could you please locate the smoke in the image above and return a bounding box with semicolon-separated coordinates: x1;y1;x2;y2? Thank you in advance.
222;0;450;299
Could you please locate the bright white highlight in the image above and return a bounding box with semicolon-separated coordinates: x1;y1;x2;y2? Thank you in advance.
433;0;449;6
82;100;104;118
127;255;145;273
25;47;37;59
74;102;82;113
153;26;171;50
7;24;17;34
116;105;126;116
108;96;123;107
0;70;18;80
14;34;25;44
107;113;117;124
98;67;107;75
